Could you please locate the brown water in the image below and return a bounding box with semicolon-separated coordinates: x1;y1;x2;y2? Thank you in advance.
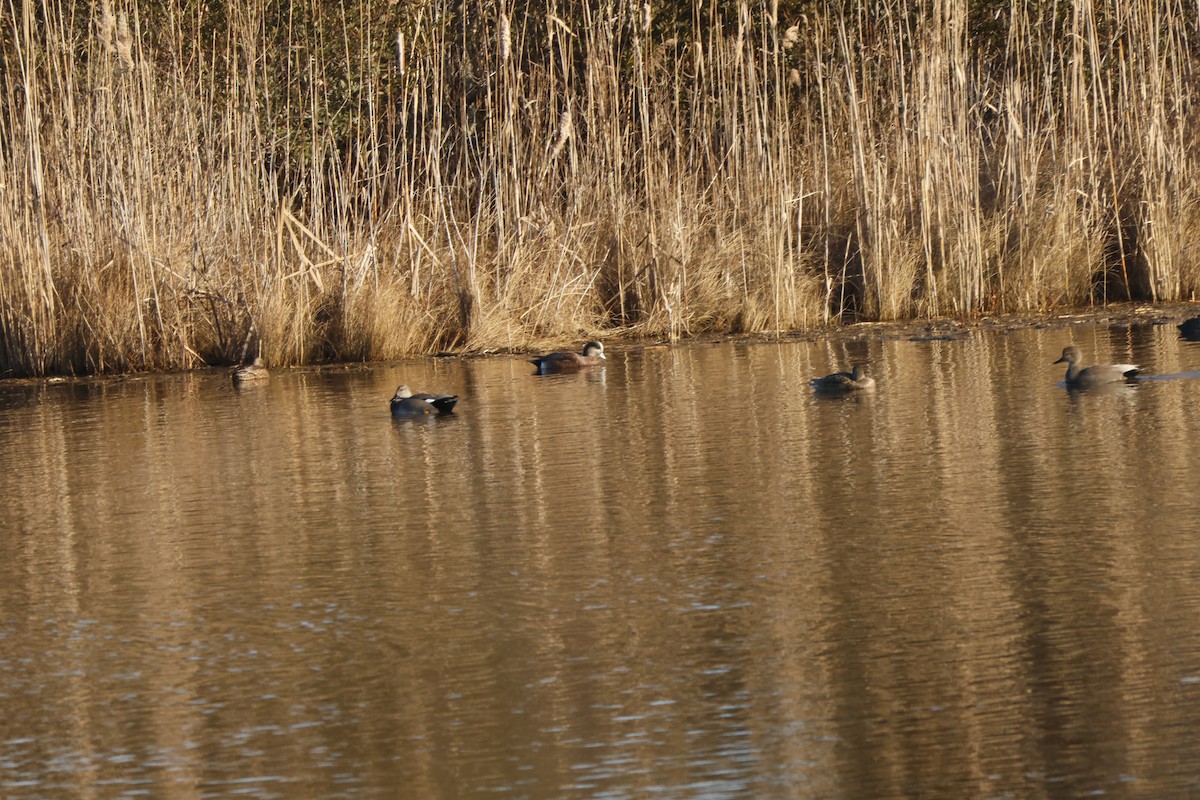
3;321;1200;799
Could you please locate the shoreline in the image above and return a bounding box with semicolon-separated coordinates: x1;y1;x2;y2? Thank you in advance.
5;302;1197;386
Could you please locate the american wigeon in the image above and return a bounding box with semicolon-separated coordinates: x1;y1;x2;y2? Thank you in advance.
1053;345;1139;388
232;357;269;383
810;364;876;392
529;341;606;373
390;385;458;416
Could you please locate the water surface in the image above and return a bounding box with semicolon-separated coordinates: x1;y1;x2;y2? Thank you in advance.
3;321;1200;798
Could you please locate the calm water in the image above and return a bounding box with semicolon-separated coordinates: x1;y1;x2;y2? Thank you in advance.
3;320;1200;799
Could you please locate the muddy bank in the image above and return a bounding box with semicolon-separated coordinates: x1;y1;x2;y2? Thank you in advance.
5;302;1199;387
647;302;1200;350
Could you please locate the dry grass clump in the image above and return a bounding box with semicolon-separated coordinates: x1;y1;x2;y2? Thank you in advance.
2;0;1200;375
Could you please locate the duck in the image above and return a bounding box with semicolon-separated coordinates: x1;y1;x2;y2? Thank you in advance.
529;341;606;373
810;364;875;392
1178;316;1200;341
1053;345;1139;388
232;357;269;383
390;385;458;416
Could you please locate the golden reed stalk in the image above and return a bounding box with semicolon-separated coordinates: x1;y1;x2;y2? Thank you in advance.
1;0;1197;375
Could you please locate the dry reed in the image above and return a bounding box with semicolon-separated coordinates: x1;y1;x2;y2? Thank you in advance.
2;0;1198;376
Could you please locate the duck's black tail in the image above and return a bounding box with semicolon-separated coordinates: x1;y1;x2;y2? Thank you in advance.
431;396;458;414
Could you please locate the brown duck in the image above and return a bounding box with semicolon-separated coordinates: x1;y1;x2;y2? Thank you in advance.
232;357;269;383
529;341;606;374
810;364;875;393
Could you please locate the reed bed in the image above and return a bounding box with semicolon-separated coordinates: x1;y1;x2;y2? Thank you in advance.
2;0;1198;375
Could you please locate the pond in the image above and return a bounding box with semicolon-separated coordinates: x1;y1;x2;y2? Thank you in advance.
2;319;1200;798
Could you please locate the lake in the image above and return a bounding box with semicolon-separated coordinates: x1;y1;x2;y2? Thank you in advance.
2;318;1200;798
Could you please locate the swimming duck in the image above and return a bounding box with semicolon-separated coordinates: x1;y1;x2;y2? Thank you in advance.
390;385;458;416
232;357;269;383
1178;317;1200;341
1053;345;1139;388
810;364;876;392
529;341;606;373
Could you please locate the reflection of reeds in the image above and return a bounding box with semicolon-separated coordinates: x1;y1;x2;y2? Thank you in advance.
2;1;1198;375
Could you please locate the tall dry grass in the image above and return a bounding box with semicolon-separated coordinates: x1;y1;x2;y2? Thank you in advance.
2;0;1199;375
